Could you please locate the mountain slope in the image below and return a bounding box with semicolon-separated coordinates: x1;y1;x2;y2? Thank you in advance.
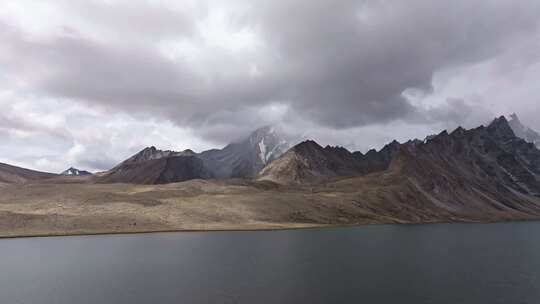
257;140;366;184
305;117;540;224
385;116;540;217
258;138;404;184
96;147;212;184
111;146;195;168
0;162;57;184
199;126;290;178
259;115;540;220
354;140;402;173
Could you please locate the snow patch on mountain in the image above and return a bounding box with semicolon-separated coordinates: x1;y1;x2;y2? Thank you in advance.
258;138;267;163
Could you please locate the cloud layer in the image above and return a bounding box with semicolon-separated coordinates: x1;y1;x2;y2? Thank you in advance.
1;0;540;172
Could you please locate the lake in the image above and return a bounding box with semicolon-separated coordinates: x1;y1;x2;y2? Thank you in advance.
1;222;539;304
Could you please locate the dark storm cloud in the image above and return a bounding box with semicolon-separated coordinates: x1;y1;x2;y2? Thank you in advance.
0;23;284;130
1;0;540;143
250;0;540;127
422;98;495;130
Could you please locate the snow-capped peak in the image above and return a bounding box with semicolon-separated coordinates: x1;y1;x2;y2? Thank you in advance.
248;125;290;164
61;167;92;176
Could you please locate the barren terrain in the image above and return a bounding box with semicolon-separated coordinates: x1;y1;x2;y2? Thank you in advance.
1;164;538;238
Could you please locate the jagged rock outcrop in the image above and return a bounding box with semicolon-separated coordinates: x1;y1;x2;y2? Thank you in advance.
354;140;402;173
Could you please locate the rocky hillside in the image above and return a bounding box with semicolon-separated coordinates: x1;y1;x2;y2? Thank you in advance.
258;115;540;221
257;140;365;184
112;146;196;167
258;139;405;184
354;140;403;173
377;116;540;219
96;147;212;184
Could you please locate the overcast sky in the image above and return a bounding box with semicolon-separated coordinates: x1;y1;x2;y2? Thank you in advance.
1;0;540;173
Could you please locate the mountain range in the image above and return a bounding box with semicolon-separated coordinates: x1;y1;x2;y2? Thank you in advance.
2;114;540;188
3;114;540;235
95;126;290;184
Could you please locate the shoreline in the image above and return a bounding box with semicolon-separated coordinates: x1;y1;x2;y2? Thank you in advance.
0;223;328;240
1;218;533;240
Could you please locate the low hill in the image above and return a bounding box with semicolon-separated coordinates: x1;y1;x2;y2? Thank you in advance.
0;162;57;184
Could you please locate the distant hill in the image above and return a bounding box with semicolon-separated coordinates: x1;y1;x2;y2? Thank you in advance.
0;162;57;184
61;167;92;176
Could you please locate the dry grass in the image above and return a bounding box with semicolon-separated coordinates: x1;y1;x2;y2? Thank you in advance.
0;173;537;238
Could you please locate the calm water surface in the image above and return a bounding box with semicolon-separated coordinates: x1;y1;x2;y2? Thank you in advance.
1;222;539;304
